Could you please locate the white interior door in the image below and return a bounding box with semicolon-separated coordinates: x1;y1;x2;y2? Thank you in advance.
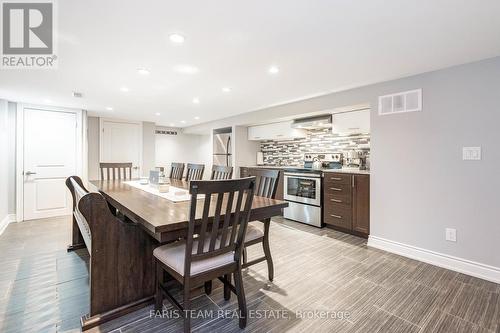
23;109;77;220
100;119;142;178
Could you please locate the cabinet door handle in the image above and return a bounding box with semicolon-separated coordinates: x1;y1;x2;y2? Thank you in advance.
330;214;342;219
330;177;342;181
330;187;342;191
330;198;342;203
352;175;355;188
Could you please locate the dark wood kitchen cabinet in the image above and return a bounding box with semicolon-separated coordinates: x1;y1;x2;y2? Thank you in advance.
323;173;370;238
240;167;284;201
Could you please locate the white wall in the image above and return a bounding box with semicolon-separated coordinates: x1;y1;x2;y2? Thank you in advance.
7;103;16;214
232;126;260;177
155;127;211;179
0;100;9;228
184;56;500;278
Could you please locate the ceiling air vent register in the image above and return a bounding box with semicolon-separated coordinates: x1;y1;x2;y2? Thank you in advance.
378;89;422;115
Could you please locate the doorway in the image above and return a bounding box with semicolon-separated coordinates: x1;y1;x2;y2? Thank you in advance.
17;106;83;221
99;118;142;178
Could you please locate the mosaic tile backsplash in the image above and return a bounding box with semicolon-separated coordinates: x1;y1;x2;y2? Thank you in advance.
260;128;370;166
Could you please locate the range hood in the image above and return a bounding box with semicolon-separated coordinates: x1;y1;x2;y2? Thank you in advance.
291;114;332;129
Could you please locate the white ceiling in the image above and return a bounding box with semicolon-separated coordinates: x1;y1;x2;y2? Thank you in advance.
1;0;500;127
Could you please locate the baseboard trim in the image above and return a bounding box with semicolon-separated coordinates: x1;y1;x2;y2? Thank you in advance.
368;235;500;284
0;214;15;236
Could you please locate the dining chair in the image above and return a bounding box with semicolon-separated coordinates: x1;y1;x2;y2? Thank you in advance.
153;177;256;333
242;168;280;281
99;162;133;180
210;165;233;180
169;162;185;180
203;168;279;298
185;163;205;181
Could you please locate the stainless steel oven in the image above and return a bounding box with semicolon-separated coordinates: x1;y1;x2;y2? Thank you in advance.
283;171;322;227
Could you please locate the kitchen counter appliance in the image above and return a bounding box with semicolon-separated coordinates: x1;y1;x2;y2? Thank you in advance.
283;170;322;227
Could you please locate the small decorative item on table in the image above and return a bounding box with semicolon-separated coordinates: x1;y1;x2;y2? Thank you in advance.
139;177;149;185
158;184;170;193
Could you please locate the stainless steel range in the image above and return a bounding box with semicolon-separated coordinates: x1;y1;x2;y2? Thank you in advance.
283;152;344;227
283;170;322;227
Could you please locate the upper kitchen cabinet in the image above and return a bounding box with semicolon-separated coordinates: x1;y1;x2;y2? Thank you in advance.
248;121;307;141
332;109;370;135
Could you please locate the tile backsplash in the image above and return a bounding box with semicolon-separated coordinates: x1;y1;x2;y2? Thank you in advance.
260;128;370;166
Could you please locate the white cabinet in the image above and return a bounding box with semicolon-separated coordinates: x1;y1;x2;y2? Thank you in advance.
248;121;307;141
332;109;370;134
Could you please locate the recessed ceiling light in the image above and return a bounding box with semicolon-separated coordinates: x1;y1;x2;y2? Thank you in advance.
105;107;113;111
169;33;185;44
192;98;200;104
169;123;175;127
194;116;200;120
173;65;199;74
43;99;52;103
268;66;279;74
180;120;186;124
137;68;150;75
222;87;231;93
120;87;129;92
155;112;161;116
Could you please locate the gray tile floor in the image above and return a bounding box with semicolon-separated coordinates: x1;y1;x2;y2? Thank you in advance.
0;216;498;332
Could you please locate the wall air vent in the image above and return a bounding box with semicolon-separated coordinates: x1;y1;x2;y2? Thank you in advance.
155;130;178;135
378;89;422;115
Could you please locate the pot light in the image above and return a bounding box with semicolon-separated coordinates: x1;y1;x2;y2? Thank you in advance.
222;87;231;93
43;99;52;103
169;123;175;127
268;66;279;74
173;65;199;74
192;98;200;104
120;87;129;92
180;120;186;124
169;33;185;44
105;107;113;111
194;116;200;120
155;112;161;116
137;68;150;75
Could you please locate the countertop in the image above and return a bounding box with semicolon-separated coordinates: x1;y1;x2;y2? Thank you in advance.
245;165;370;175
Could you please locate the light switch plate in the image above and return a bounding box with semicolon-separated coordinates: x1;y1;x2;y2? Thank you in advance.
462;147;481;160
445;228;457;242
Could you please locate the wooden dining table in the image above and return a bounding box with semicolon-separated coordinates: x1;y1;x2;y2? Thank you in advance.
71;178;288;330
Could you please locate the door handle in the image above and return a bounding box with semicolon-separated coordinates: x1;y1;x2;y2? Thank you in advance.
132;166;139;170
25;171;37;175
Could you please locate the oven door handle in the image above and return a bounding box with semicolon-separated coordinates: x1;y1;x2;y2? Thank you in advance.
284;172;321;178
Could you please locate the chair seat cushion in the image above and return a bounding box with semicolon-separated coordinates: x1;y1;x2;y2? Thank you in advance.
153;237;234;276
245;223;264;241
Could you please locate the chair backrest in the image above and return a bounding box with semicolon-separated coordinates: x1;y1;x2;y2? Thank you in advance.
169;162;185;180
184;177;256;277
66;176;92;250
100;162;132;180
210;165;233;180
185;163;205;181
247;168;280;199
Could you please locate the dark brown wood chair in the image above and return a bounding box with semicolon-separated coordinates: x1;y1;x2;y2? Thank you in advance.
169;162;185;180
185;163;205;181
153;177;256;333
210;165;233;180
100;162;133;180
243;168;280;281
